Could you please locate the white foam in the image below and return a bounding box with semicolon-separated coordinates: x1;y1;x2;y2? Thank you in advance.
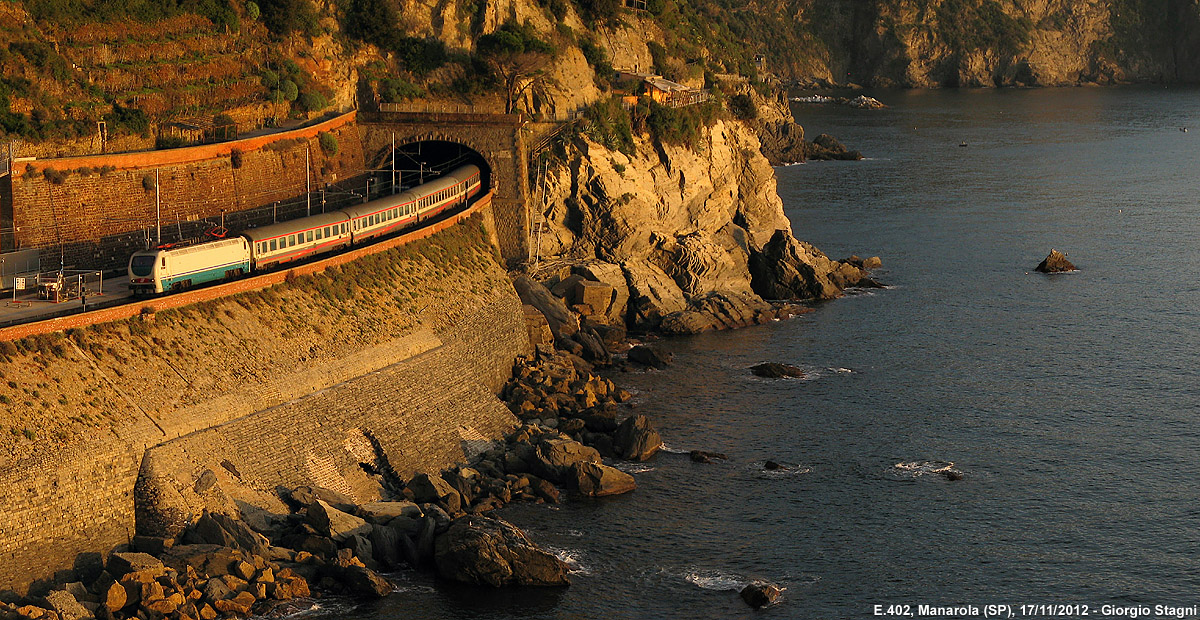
547;546;593;575
888;460;963;480
660;443;689;454
683;568;748;591
612;462;655;474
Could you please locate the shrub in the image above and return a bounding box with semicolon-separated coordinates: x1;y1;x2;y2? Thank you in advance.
156;135;188;149
318;131;338;155
280;80;299;102
298;90;328;112
42;167;66;184
230;148;244;169
246;0;260;19
729;93;757;120
379;77;423;102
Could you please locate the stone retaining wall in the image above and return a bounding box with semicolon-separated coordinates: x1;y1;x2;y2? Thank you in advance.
0;203;530;594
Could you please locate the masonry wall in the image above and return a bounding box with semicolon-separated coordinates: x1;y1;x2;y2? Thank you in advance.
0;208;531;594
8;113;366;272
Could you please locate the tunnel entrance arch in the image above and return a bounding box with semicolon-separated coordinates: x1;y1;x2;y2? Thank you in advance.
367;139;492;198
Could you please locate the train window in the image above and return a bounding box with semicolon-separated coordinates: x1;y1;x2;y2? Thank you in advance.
316;229;323;240
307;230;314;242
270;240;277;251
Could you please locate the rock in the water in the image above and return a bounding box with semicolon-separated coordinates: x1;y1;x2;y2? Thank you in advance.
572;462;637;497
536;438;601;481
627;345;672;369
764;460;786;471
434;516;570;586
689;450;728;463
612;415;662;461
340;565;392;598
750;363;806;379
1034;249;1076;273
751;229;868;300
807;133;863;160
307;500;372;542
740;582;783;607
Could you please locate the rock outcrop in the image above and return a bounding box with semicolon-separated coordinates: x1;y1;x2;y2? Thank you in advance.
1035;250;1076;273
750;230;873;301
531;116;879;336
433;516;570;587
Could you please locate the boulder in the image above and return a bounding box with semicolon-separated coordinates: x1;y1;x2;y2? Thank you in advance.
572;327;611;365
408;473;462;509
287;485;357;513
513;276;579;341
185;512;270;557
573;262;629;322
535;438;601;481
573;280;614;314
1034;249;1076;273
621;260;688;329
101;581;128;612
42;591;89;620
370;524;403;570
612;415;662;461
572;462;637;497
659;291;775;334
213;591;256;615
339;565;392;598
307;500;372;542
433;516;570;587
106;552;164;579
627;345;672;369
357;501;422;524
740;582;783;608
750;362;806;379
160;544;243;577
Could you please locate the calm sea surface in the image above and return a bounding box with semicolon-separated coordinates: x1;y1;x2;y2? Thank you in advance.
326;86;1200;619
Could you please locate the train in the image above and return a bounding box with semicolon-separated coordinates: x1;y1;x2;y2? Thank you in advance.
127;164;482;295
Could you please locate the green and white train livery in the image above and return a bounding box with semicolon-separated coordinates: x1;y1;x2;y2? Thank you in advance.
127;237;252;295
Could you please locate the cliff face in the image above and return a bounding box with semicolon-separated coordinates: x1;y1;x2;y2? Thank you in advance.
533;118;872;333
794;0;1200;87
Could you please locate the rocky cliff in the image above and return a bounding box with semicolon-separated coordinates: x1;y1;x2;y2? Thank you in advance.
528;116;876;337
790;0;1200;87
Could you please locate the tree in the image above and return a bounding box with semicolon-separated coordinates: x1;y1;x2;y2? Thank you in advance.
476;22;557;114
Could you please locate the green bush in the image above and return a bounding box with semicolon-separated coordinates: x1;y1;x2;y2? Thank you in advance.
280;79;299;102
246;0;259;19
257;0;319;35
728;93;756;120
379;77;424;102
318;131;338;155
105;103;150;135
582;96;634;155
298;90;327;112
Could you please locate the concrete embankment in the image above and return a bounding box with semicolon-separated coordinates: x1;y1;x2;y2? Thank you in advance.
0;211;529;593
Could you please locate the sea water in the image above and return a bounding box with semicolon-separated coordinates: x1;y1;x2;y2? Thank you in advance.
325;86;1200;619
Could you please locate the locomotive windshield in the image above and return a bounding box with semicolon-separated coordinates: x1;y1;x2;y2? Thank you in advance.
130;255;156;277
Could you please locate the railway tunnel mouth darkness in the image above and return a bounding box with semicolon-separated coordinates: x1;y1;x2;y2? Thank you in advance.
376;140;491;198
